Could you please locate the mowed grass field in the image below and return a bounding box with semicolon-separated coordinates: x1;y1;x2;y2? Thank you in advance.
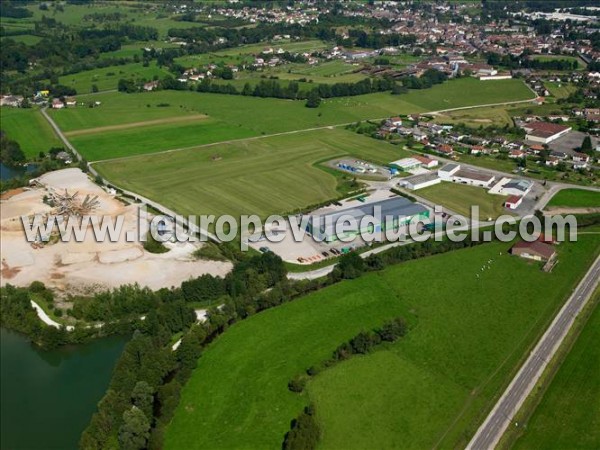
432;104;515;128
94;128;412;218
546;189;600;209
512;299;600;450
165;235;600;450
0;108;62;158
416;182;509;219
53;77;533;160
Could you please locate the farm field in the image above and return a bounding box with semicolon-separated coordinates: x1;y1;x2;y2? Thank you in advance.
93;128;412;218
546;189;600;209
0;108;62;158
165;235;600;450
52;77;534;161
57;61;172;94
512;299;600;450
431;104;515;127
416;182;509;219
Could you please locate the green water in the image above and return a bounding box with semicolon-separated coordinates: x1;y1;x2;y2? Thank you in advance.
0;328;126;450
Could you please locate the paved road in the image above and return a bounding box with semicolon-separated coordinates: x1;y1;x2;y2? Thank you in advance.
466;254;600;450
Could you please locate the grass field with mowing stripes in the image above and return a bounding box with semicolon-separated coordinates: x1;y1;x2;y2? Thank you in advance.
94;128;411;219
0;108;62;158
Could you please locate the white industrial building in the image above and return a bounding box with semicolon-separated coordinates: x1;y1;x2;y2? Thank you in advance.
402;172;442;190
522;121;571;144
390;157;423;171
438;164;496;188
493;179;534;197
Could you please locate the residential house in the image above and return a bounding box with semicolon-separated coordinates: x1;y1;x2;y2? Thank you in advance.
511;241;556;262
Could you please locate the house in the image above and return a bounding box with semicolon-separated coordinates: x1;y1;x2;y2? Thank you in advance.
435;144;454;156
545;156;559;167
528;144;545;155
573;152;590;163
504;195;522;210
470;145;484;155
389;116;403;127
509;149;526;159
143;81;159;91
51;98;64;109
511;241;556;262
522;121;571;144
65;96;77;107
0;95;24;107
414;155;439;168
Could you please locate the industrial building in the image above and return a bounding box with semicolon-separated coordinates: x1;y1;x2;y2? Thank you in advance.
522;121;571;144
438;164;496;188
496;179;533;197
402;172;442;190
306;197;430;243
390;157;423;171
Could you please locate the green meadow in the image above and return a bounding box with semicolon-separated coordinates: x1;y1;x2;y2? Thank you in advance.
57;62;172;94
165;235;600;449
0;108;62;158
512;299;600;450
94;128;411;218
546;189;600;209
416;182;510;219
51;77;533;161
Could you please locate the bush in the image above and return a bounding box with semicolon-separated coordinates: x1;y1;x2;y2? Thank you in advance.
288;375;307;393
29;281;46;293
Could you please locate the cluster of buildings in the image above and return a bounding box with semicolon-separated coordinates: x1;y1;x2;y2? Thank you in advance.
398;158;534;212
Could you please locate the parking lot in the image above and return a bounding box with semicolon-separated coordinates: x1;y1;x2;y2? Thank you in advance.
548;131;599;156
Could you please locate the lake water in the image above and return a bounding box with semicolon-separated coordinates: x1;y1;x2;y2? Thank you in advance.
0;329;126;450
0;162;37;181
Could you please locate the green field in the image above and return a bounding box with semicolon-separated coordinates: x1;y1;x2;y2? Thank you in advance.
416;182;510;219
532;54;587;70
546;189;600;209
57;62;172;94
512;300;600;449
165;235;600;449
0;108;62;158
94;128;411;218
545;81;578;100
52;77;533;161
432;104;516;128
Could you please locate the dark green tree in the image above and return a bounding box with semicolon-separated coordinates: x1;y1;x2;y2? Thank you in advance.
118;407;150;450
305;89;321;108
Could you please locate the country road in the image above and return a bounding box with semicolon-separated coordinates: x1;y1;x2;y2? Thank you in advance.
466;254;600;450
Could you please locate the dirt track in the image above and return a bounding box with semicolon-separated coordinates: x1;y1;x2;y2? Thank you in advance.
64;114;208;137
